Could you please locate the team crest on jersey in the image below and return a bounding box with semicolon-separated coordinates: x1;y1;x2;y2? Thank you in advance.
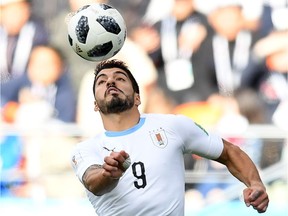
149;128;168;148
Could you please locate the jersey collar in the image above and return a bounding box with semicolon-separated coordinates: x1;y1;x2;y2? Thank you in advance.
104;117;145;137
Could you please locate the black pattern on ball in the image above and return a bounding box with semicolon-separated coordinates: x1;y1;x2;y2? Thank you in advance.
99;3;112;10
68;34;73;46
77;5;90;12
96;16;121;34
87;41;113;57
112;49;121;56
75;16;90;44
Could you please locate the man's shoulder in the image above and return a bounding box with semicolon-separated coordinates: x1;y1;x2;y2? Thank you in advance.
143;112;187;119
74;134;103;149
142;113;191;124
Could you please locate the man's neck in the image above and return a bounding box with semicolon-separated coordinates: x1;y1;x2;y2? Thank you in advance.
100;108;141;132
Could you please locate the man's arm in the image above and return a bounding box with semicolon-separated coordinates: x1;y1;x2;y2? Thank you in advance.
215;139;269;213
82;164;120;196
82;150;129;196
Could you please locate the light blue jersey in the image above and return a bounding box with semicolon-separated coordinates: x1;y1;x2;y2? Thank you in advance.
71;113;224;216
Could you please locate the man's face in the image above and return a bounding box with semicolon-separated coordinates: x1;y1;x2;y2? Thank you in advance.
94;68;137;114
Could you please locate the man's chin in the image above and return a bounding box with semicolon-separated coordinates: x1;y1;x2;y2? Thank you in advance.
106;94;121;100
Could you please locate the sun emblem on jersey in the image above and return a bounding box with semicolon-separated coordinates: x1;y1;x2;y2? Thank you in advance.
149;128;168;148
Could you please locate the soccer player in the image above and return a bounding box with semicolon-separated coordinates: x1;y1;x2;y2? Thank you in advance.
71;59;269;215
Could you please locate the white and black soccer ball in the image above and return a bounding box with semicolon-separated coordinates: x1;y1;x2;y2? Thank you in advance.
67;3;127;62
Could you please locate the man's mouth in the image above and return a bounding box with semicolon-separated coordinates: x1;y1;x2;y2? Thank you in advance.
105;86;121;96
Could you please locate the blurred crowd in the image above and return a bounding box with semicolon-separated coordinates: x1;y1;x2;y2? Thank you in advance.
0;0;287;210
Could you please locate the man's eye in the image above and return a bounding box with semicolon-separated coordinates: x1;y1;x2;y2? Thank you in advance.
116;77;125;81
98;80;105;85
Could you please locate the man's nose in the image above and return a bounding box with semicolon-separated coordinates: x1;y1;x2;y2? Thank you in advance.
106;77;116;87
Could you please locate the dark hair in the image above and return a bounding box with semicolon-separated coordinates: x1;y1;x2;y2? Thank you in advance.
93;59;140;98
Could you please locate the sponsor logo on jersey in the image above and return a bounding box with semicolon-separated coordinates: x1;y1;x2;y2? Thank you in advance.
149;128;168;148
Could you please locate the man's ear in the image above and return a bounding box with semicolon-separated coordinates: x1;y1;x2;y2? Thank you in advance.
94;101;99;111
135;94;141;107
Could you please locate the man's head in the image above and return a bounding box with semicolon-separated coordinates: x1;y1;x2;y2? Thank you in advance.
27;45;64;86
0;0;31;36
93;59;140;114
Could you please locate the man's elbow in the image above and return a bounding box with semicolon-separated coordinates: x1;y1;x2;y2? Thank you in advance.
215;139;242;165
83;175;119;196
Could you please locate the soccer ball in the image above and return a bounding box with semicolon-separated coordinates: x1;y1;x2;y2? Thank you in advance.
67;3;127;62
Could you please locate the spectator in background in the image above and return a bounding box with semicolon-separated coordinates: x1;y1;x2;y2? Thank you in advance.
0;44;77;198
204;0;266;96
242;18;288;126
241;30;288;123
1;45;77;124
241;2;288;126
0;0;49;83
236;0;288;197
143;0;217;105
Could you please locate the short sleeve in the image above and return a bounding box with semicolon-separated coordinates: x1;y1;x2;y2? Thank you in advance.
174;114;224;159
71;142;103;183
